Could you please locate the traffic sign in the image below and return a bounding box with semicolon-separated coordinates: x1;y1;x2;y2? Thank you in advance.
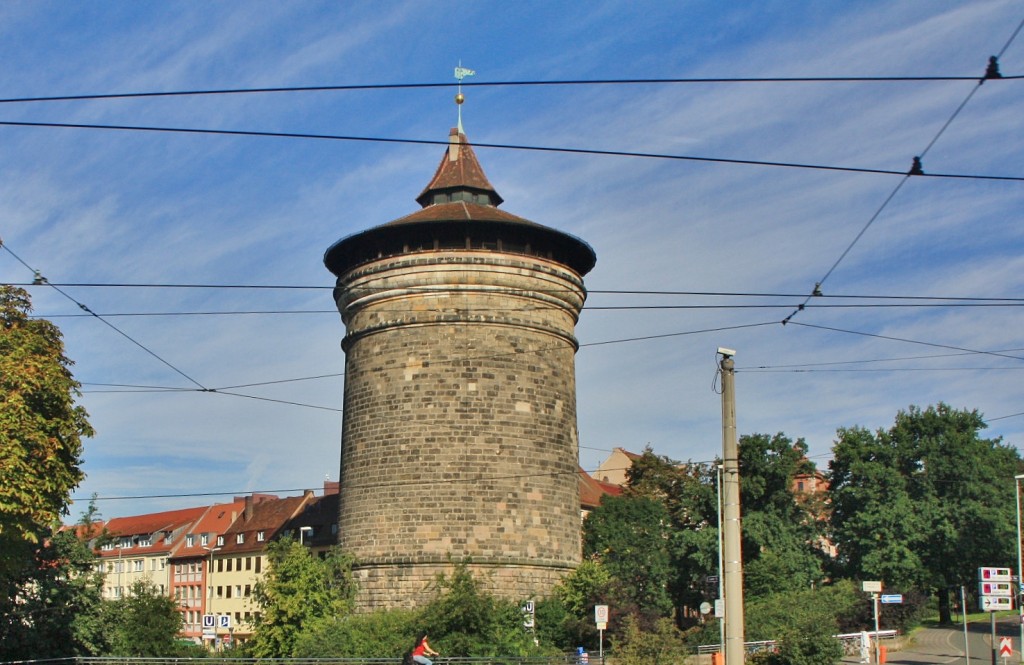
594;605;609;624
218;614;231;628
980;567;1013;582
1000;637;1013;657
862;580;882;593
981;581;1014;596
880;594;903;604
202;614;215;628
982;596;1014;611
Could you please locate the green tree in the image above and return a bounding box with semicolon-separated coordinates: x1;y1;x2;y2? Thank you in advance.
292;608;420;658
739;434;827;596
0;285;93;579
101;579;182;656
625;449;720;618
583;494;674;620
248;540;356;657
611;615;689;665
536;559;613;650
829;404;1021;624
418;561;541;657
744;581;857;665
0;525;106;659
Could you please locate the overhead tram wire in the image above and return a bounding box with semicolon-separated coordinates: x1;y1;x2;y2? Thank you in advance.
786;321;1024;362
27;301;1024;319
740;347;1024;370
0;240;209;391
10;281;1024;303
0;120;1021;182
1;73;1022;105
780;22;1024;326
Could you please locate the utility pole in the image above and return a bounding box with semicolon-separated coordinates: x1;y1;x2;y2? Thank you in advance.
718;348;745;665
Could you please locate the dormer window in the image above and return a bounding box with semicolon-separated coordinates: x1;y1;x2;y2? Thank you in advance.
257;531;265;542
200;534;209;546
186;535;194;547
217;536;224;546
236;533;245;544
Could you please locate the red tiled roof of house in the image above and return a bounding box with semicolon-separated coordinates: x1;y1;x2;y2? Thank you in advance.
99;505;207;558
218;493;314;555
579;467;623;509
169;500;249;561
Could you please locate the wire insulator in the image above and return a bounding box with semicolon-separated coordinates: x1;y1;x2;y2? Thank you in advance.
909;156;924;176
984;56;1003;80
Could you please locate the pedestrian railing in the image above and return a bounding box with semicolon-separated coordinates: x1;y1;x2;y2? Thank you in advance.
2;657;587;665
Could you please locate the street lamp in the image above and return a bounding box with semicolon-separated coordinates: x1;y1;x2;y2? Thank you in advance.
299;526;313;546
1015;474;1024;663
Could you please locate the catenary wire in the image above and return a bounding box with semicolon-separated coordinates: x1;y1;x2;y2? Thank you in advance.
9;282;1024;303
1;241;209;391
781;22;1024;325
1;119;1021;181
786;321;1024;362
28;302;1024;319
3;74;1023;106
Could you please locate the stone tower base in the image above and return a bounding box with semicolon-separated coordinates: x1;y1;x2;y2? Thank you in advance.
352;557;575;611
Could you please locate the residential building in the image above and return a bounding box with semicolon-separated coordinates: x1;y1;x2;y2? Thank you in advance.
168;499;248;642
98;506;207;600
208;492;315;645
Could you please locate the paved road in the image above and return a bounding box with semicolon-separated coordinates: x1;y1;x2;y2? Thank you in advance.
842;619;1024;665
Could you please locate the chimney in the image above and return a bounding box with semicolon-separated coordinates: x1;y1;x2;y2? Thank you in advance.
449;128;460;162
244;495;254;522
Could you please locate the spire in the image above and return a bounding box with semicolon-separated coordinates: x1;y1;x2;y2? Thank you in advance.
454;63;474;134
415;128;503;208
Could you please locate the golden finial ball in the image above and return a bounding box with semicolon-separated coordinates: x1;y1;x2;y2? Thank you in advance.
455;92;465;105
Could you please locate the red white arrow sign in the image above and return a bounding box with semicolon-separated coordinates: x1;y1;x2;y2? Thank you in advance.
999;637;1013;657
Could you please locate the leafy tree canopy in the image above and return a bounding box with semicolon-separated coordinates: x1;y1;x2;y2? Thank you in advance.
0;285;93;578
102;579;183;657
829;403;1022;623
583;493;674;619
0;524;105;660
248;540;356;657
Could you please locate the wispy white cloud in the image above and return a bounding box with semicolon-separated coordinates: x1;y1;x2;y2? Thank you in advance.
1;1;1021;515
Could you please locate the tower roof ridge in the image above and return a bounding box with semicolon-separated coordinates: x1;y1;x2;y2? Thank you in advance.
415;128;503;208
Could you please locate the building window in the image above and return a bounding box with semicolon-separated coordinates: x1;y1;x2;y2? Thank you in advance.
217;536;224;546
236;533;244;544
186;535;194;547
200;534;209;546
246;557;252;571
255;557;262;574
257;531;265;542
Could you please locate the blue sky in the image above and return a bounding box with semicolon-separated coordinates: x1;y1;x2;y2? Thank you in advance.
1;2;1022;517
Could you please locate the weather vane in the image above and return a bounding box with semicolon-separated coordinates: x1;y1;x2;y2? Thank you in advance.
454;62;475;132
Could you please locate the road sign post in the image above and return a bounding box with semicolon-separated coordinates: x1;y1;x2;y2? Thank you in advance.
595;605;609;660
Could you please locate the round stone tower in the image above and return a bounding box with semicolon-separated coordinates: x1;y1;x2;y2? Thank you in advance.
323;127;596;610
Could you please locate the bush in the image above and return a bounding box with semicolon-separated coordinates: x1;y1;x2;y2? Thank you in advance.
293;609;420;657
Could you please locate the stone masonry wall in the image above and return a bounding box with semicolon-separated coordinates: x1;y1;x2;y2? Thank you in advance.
334;250;586;609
